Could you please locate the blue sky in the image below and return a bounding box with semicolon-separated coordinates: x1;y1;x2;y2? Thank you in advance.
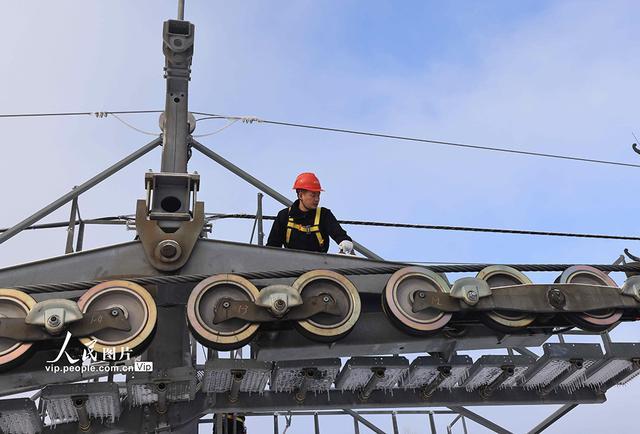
2;1;640;432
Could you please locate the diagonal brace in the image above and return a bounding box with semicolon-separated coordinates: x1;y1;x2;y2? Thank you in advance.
0;137;163;245
342;409;386;434
448;407;512;434
527;404;577;434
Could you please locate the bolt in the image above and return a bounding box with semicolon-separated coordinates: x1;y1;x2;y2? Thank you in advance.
111;309;119;317
273;299;287;311
47;315;60;327
222;301;231;309
466;290;478;302
418;291;426;299
322;295;331;303
160;243;178;258
548;288;566;309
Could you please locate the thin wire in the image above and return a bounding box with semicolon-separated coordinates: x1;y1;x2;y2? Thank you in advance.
195;112;640;169
206;213;640;242
0;110;163;118
192;118;240;138
108;113;160;136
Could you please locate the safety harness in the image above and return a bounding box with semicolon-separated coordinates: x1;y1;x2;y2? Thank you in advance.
285;206;325;248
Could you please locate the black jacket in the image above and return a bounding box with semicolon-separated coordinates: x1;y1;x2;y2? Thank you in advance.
266;200;351;253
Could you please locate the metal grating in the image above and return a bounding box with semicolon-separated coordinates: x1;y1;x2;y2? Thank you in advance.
271;358;341;393
203;359;272;394
462;355;535;391
0;398;42;434
401;355;472;390
334;356;409;391
524;343;603;392
41;383;121;425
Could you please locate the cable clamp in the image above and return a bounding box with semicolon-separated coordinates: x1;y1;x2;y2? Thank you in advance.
240;116;262;124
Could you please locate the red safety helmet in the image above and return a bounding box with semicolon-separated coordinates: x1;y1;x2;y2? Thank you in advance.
293;172;323;192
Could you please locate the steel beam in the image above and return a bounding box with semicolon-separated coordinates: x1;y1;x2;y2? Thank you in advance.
75;221;85;252
257;192;264;246
0;137;162;245
429;412;438;434
0;350;117;397
513;347;538;358
527;404;578;434
342;409;386;434
178;0;185;19
160;20;193;173
254;314;549;360
191;139;383;259
0;238;391;291
448;407;512;434
205;388;603;413
64;196;78;254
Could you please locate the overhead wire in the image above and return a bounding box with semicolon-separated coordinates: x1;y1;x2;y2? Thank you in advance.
0;110;163;118
3;212;639;242
206;213;640;242
194;112;640;169
4;110;638;169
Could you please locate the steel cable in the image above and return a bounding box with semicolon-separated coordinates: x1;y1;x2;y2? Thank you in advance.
12;262;640;294
207;213;640;242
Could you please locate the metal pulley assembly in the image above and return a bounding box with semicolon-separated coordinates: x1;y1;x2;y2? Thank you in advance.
76;280;158;356
186;271;361;350
0;289;36;370
292;270;361;342
476;265;537;332
187;274;262;351
557;266;623;331
380;264;639;335
0;281;155;369
382;267;453;334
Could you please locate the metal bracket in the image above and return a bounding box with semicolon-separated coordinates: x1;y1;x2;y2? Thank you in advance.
255;285;303;316
449;278;492;305
212;294;341;324
0;308;130;341
621;276;640;302
135;199;205;271
24;299;83;335
413;283;640;314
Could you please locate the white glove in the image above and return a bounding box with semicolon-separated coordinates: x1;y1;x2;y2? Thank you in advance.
338;240;354;255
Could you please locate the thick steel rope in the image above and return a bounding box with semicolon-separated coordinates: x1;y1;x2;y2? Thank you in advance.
208;214;640;242
11;262;640;294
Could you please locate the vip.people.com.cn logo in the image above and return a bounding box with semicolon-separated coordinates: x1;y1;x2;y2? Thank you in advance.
44;331;153;373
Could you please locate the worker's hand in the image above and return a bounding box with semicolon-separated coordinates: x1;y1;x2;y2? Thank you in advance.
338;240;354;255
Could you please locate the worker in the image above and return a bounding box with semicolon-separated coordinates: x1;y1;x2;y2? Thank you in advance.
266;172;354;254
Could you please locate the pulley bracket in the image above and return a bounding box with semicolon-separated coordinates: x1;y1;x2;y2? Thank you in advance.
412;283;640;314
0;308;131;342
211;294;341;324
135;198;205;271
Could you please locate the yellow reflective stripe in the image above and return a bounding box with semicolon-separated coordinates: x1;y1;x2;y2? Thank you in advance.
287;222;320;232
286;227;292;244
315;207;324;246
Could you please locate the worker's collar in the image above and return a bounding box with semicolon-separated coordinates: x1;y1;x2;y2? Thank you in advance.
289;199;316;218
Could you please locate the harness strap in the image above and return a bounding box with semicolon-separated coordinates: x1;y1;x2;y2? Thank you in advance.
285;207;325;247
